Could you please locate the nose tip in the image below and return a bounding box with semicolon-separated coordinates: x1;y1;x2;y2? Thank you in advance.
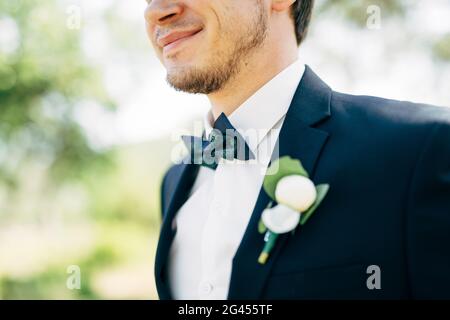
144;0;183;25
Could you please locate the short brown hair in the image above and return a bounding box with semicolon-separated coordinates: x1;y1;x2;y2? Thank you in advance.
291;0;315;45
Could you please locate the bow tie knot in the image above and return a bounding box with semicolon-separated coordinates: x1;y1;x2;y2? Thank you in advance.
182;113;255;170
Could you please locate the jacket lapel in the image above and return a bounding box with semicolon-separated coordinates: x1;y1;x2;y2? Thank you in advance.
227;66;332;299
154;161;199;299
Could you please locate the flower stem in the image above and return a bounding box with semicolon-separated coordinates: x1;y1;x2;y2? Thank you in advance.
258;231;279;264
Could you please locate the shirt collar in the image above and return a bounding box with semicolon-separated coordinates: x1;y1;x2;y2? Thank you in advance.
203;58;305;154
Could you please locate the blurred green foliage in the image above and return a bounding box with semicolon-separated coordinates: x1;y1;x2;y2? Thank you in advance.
316;0;450;62
317;0;407;25
0;0;165;299
0;0;114;190
0;221;160;299
433;33;450;61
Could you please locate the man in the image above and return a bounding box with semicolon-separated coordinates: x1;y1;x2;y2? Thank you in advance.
144;0;450;299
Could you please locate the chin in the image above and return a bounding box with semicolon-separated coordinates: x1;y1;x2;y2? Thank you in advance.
162;39;208;68
165;55;204;73
166;64;195;82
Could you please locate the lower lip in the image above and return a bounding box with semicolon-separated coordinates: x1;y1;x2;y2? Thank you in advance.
163;30;203;55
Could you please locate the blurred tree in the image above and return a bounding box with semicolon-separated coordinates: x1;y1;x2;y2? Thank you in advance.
0;0;115;193
317;0;407;25
316;0;450;62
433;33;450;61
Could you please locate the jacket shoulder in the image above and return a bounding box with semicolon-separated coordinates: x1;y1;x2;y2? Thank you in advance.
330;91;450;129
326;91;450;164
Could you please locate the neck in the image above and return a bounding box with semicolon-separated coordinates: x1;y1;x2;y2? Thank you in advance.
207;33;299;120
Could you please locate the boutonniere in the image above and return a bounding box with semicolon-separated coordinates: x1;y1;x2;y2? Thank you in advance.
257;156;330;264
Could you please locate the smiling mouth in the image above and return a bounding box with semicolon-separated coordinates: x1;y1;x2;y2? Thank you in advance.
159;29;204;55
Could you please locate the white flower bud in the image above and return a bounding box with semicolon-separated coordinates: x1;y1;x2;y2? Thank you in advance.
275;175;317;212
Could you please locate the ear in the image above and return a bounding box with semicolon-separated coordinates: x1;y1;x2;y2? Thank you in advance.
272;0;296;13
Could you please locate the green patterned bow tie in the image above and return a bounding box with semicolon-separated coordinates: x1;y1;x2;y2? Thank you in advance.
182;113;255;170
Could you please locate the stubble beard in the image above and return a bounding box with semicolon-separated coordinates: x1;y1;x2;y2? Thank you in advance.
166;3;268;94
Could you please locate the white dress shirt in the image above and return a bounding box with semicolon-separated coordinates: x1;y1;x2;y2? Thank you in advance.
168;59;306;299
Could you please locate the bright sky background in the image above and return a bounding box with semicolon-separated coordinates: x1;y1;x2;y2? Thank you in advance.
70;0;450;148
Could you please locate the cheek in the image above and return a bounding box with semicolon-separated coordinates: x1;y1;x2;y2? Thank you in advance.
208;3;248;41
202;9;229;49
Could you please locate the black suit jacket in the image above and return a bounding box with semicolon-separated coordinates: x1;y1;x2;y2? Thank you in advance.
155;66;450;299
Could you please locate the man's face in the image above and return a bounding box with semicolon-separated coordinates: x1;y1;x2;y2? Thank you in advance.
144;0;268;94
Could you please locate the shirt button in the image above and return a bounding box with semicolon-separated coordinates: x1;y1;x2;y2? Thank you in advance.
199;281;213;295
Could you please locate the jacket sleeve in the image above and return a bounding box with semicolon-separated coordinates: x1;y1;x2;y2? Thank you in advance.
407;120;450;298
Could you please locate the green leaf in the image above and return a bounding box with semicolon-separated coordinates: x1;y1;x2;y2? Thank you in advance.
300;184;330;225
263;156;309;200
258;219;267;234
